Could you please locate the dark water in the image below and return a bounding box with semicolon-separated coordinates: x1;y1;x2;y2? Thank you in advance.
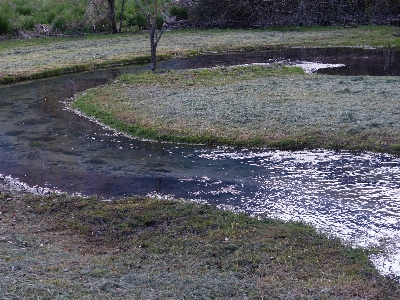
163;47;400;76
1;47;400;276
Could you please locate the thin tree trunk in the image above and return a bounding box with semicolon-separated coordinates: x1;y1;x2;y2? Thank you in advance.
150;43;157;71
107;0;118;33
134;0;167;71
119;0;126;32
150;26;157;71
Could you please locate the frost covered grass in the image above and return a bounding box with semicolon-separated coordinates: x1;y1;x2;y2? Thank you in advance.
0;33;156;83
73;65;400;154
1;191;399;299
1;25;399;83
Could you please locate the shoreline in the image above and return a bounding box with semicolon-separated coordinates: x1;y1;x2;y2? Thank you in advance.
1;171;400;299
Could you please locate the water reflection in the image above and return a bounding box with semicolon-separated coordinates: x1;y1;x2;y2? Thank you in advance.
184;148;400;276
1;48;400;277
163;47;400;76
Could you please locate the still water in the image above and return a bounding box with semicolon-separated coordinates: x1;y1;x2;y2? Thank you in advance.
1;47;400;277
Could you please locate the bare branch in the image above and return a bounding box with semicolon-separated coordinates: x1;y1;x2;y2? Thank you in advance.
133;0;170;70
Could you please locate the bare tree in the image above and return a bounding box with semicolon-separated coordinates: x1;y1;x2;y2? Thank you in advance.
134;0;169;71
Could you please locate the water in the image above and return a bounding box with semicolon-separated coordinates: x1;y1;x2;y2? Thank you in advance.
162;47;400;76
189;148;400;276
1;47;400;277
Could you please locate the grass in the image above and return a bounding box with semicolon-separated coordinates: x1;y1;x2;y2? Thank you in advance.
1;190;399;299
1;26;400;83
0;0;150;34
72;65;400;154
0;0;87;33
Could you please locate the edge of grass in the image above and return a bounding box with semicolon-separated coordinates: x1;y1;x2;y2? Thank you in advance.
0;54;174;84
71;66;304;147
71;66;400;155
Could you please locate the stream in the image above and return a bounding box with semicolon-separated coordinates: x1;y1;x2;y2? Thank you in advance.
1;47;400;278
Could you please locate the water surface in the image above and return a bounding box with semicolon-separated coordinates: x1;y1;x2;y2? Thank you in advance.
1;47;400;277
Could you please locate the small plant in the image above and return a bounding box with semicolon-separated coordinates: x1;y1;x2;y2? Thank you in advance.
0;15;10;34
21;16;35;30
170;5;188;20
30;141;42;147
52;16;66;31
127;12;147;29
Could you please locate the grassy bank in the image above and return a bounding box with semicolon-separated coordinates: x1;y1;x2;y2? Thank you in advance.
1;26;400;83
1;190;399;299
72;65;400;154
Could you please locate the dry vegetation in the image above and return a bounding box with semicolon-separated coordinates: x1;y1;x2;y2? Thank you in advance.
1;189;399;299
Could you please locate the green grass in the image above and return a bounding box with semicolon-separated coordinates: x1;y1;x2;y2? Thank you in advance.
72;65;400;154
1;191;398;299
0;0;167;35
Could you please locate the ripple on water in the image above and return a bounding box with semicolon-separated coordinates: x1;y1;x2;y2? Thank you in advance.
4;130;25;136
83;158;107;165
184;148;400;277
21;118;49;125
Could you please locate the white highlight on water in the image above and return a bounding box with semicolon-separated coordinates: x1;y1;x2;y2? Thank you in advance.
3;147;400;278
294;61;345;73
180;149;400;278
189;61;345;74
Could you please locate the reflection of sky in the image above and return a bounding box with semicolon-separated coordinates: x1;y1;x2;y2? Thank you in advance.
181;149;400;277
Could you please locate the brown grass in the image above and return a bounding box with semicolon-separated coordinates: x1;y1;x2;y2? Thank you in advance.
1;190;399;299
